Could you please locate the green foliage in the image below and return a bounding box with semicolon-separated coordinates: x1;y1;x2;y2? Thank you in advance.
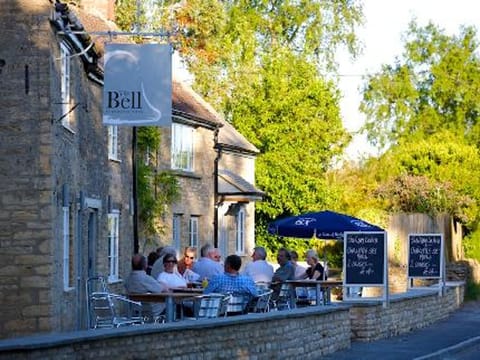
463;230;480;261
114;0;140;31
375;174;471;219
136;127;180;239
234;50;350;222
137;165;180;237
365;133;480;229
465;279;480;301
114;1;365;252
361;22;480;149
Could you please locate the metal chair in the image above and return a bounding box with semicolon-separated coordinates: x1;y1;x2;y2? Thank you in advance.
272;283;295;310
251;289;273;313
88;292;144;329
294;287;318;306
86;275;144;328
193;293;231;319
226;294;251;316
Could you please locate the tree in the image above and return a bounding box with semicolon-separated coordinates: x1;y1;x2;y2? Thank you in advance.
114;0;365;252
360;21;480;149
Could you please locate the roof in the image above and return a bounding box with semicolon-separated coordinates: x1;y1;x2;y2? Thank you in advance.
52;1;259;155
218;169;264;202
172;81;259;154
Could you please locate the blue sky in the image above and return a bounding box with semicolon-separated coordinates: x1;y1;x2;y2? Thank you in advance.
339;0;480;160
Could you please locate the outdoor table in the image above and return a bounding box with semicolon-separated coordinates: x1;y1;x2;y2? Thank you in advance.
128;292;198;322
286;280;343;305
171;287;204;294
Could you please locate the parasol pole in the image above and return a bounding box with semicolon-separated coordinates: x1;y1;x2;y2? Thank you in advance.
314;228;327;281
323;239;327;281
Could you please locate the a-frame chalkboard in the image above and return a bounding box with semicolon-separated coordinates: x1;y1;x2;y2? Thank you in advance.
408;233;444;294
343;231;388;306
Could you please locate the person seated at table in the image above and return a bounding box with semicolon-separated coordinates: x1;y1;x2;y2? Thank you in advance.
204;254;258;298
270;248;295;301
290;250;307;280
146;251;159;276
192;243;223;281
241;246;274;284
304;249;326;280
150;246;177;280
124;254;167;321
177;246;200;283
156;254;188;290
272;248;295;283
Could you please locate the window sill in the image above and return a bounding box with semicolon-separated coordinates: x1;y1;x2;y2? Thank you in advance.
108;277;123;285
108;157;122;163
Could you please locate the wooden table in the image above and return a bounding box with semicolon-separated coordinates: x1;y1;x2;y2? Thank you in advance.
171;287;204;294
286;280;343;306
128;292;199;322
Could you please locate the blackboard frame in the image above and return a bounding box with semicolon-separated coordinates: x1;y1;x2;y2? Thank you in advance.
343;231;388;306
407;233;444;294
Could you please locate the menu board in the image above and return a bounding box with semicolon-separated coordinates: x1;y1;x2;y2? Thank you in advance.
408;234;442;278
344;232;386;285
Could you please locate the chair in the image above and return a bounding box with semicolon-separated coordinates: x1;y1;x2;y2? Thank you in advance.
294;287;318;306
272;283;295;311
86;276;109;328
88;292;144;329
255;282;271;292
194;293;231;319
226;294;251;316
251;289;273;313
140;302;165;324
86;275;108;294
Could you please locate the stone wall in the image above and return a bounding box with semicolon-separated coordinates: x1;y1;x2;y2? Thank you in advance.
348;283;464;341
0;307;351;360
0;283;465;358
0;0;134;338
0;0;57;338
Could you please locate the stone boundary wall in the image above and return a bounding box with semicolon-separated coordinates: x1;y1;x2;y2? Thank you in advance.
0;307;351;360
348;282;464;342
0;283;465;359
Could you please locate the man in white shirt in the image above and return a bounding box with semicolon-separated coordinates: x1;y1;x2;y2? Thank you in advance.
192;243;223;281
242;246;274;283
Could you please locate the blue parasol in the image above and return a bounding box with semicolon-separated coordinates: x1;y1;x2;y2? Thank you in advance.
267;210;384;239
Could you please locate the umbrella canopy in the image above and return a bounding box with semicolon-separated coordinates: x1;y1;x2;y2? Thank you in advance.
267;210;384;239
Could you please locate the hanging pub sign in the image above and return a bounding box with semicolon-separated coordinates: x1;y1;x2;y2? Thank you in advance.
103;43;172;127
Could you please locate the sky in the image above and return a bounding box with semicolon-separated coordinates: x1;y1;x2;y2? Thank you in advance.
338;0;480;160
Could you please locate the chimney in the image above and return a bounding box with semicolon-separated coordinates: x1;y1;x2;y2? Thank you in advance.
80;0;115;21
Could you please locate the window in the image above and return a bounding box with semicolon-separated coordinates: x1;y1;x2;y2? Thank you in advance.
189;216;199;248
62;206;74;290
171;123;194;171
173;214;181;251
235;207;246;254
107;211;120;282
108;125;119;160
60;42;71;128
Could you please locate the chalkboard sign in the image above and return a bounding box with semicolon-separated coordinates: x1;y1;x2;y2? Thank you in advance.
344;232;386;285
408;234;442;278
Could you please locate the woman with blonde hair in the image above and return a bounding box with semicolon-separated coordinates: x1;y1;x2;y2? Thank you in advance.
304;249;326;280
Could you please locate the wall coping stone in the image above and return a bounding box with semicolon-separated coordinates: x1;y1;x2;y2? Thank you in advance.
342;281;464;307
0;305;351;353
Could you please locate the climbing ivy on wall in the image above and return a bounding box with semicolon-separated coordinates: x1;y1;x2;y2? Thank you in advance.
136;127;180;242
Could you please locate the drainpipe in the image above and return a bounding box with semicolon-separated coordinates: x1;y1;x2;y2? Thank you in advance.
213;127;221;248
132;127;139;253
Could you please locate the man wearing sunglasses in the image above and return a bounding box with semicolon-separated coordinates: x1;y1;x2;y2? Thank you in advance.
177;247;196;275
177;246;200;283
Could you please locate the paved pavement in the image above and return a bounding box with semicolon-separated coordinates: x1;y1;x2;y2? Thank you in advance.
321;300;480;360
